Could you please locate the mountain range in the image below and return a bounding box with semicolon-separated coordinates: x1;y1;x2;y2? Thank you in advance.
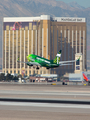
0;0;90;66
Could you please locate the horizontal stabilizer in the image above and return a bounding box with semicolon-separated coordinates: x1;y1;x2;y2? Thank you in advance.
59;56;81;65
60;63;73;66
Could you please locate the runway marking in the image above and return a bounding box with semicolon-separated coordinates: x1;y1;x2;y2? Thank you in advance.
0;102;90;109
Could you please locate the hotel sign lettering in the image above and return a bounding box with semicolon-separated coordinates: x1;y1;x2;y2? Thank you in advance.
56;17;86;22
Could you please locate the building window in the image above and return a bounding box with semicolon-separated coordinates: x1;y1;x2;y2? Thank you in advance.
10;71;12;74
7;71;8;73
76;66;80;70
76;60;80;65
18;71;20;74
40;71;42;74
29;70;31;75
26;71;27;75
14;70;16;74
33;70;35;75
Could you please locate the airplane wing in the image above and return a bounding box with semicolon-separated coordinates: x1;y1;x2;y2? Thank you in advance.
59;56;80;65
17;58;41;66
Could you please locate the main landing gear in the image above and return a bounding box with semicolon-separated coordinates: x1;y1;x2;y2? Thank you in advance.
36;66;39;70
46;67;49;69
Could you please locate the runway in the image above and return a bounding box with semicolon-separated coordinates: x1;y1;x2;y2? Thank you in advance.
0;84;90;100
0;102;90;120
0;98;90;104
1;101;90;109
0;84;90;119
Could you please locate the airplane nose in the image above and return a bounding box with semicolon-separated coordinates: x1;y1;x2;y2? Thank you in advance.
26;56;28;59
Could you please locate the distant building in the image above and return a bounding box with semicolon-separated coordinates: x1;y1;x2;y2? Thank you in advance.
69;71;90;82
29;76;55;82
2;15;87;76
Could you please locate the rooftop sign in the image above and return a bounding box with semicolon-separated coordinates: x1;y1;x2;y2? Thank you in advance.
3;15;86;23
55;17;86;22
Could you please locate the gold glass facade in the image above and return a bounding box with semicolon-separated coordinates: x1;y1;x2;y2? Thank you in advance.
50;21;86;76
3;15;86;76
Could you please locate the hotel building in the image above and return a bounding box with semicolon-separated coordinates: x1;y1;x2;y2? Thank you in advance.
2;15;87;76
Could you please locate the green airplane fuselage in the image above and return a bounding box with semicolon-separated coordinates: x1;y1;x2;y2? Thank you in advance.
27;54;59;68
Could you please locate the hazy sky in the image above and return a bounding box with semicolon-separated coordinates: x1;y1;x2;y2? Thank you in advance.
57;0;90;8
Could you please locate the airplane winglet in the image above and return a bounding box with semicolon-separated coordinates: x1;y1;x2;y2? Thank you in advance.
77;56;81;61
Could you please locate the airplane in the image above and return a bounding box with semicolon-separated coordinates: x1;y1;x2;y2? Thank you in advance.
83;72;89;82
17;50;80;70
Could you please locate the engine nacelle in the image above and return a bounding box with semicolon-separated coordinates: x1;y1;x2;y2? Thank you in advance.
27;63;33;66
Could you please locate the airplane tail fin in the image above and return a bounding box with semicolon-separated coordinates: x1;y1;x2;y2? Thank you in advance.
83;73;88;82
53;50;62;64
